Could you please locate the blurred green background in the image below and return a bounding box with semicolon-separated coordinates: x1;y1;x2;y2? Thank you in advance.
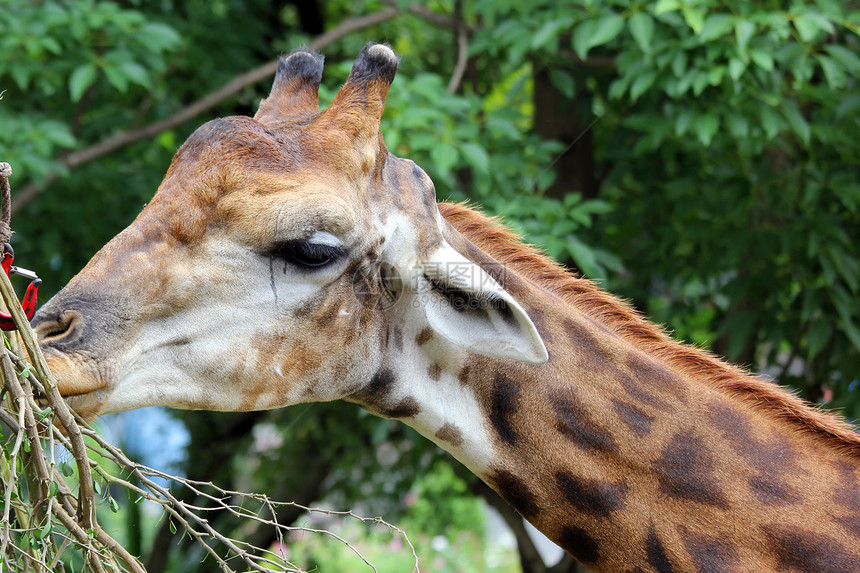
1;0;858;571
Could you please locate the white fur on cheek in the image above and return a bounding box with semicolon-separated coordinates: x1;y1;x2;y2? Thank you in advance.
102;236;347;413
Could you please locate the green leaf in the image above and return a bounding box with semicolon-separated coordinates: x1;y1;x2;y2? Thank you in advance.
38;520;52;540
695;113;719;146
549;69;575;99
720;310;756;361
794;12;834;43
49;481;59;498
735;20;755;54
654;0;680;14
42;124;77;148
817;55;846;88
834;286;860;352
837;95;860;118
806;321;832;361
60;462;74;477
781;100;811;146
749;49;774;71
572;19;595;60
565;235;600;277
108;496;120;513
672;51;687;77
169;520;177;534
628;12;655;53
760;106;782;139
589;13;625;49
827;245;859;292
682;7;705;34
824;44;860;75
42;37;62;55
842;319;860;354
430;143;459;173
675;109;693;136
791;54;815;84
574;13;625;58
725;113;749;138
103;64;129;92
140;22;181;51
459;143;490;174
699;14;734;42
69;63;97;102
608;77;628;100
93;480;102;495
120;61;150;88
707;66;725;86
629;70;658;101
691;69;709;95
800;288;820;322
531;19;569;51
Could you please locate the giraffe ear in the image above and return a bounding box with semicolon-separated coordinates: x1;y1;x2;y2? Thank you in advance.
417;244;548;364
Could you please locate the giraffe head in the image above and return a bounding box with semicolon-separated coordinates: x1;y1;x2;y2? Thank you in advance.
33;44;547;421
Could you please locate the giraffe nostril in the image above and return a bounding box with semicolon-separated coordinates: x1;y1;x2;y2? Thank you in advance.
33;310;83;345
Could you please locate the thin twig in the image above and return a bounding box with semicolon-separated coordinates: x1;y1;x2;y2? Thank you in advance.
0;162;12;243
0;269;98;529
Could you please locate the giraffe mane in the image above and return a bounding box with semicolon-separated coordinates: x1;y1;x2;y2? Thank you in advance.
439;201;860;459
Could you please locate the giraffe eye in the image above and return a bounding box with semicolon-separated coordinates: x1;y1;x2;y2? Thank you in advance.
272;240;345;269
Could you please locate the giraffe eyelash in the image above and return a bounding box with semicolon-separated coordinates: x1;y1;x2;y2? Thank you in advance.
270;240;345;269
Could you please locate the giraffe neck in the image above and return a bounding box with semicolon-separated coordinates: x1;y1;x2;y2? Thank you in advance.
356;204;860;573
389;285;860;572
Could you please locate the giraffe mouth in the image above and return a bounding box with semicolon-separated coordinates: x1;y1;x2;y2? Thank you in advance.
62;390;110;423
40;352;111;423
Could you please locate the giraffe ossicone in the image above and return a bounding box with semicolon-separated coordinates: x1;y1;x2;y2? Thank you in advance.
33;44;860;572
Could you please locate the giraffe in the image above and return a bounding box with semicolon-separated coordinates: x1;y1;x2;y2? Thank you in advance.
32;44;860;572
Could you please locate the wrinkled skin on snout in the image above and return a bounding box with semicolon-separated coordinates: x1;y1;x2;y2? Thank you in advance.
32;44;546;423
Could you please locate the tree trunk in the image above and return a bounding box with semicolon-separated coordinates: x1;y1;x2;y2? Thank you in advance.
533;66;598;201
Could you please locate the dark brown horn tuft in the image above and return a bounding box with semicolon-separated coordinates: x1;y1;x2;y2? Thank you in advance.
348;43;399;86
312;44;399;151
255;48;324;125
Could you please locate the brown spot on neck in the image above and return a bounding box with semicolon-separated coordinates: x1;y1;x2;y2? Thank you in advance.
427;363;442;381
550;388;618;455
554;471;628;519
489;374;522;446
489;468;539;519
645;525;675;572
381;396;420;419
415;326;433;346
457;365;471;386
557;525;600;565
652;433;729;509
610;398;655;437
762;524;860;572
678;526;740;573
435;423;464;447
832;460;860;509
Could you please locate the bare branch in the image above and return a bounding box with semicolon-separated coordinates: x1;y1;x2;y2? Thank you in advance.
11;7;400;214
447;0;469;95
381;0;474;32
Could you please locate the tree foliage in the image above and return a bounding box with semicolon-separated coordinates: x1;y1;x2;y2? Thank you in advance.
1;0;859;571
